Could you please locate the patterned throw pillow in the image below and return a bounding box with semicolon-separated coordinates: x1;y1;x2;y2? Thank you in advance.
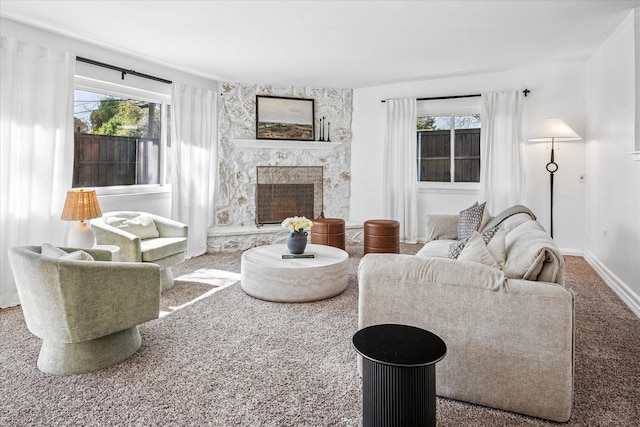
449;226;499;259
457;202;487;240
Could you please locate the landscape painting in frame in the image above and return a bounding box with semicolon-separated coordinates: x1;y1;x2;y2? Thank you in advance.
256;96;315;141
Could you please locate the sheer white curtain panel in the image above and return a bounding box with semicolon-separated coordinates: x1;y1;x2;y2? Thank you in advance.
480;91;524;214
383;98;418;243
171;83;218;258
0;37;75;308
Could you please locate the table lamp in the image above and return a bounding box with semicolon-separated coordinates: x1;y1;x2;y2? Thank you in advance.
61;189;102;248
528;118;581;237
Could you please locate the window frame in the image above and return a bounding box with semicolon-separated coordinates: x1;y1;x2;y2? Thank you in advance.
416;97;481;194
74;75;172;196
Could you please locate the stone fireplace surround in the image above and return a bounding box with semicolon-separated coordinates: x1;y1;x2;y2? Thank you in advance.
208;82;362;252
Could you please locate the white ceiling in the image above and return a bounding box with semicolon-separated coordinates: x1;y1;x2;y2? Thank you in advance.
1;1;639;89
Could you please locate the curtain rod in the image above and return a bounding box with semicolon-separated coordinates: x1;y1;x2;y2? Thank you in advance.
76;56;173;85
381;89;530;103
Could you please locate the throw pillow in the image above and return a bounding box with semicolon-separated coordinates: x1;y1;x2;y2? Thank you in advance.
105;215;159;239
60;250;94;261
41;243;94;261
486;226;506;268
41;243;68;258
457;202;486;240
449;226;499;259
457;231;499;268
479;205;492;232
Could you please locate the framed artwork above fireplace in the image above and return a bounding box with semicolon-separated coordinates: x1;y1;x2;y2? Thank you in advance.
256;96;315;141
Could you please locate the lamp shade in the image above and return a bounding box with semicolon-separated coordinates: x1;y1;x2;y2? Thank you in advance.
528;118;581;142
61;189;102;221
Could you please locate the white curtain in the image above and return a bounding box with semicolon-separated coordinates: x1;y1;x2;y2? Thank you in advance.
480;91;524;214
171;83;218;258
383;98;418;243
0;37;75;308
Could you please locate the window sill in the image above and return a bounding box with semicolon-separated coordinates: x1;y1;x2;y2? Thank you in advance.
417;182;480;195
631;151;640;161
91;185;171;197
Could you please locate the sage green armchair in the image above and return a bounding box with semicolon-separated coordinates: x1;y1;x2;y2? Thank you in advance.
8;245;161;375
92;211;188;291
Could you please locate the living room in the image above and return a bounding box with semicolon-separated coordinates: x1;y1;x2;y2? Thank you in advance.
1;1;639;425
2;0;638;316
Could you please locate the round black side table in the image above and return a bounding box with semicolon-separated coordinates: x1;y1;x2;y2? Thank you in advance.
353;324;447;427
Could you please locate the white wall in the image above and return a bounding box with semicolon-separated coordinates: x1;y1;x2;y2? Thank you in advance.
1;17;218;218
351;62;587;251
585;9;640;316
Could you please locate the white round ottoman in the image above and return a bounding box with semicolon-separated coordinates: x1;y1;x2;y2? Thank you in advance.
240;244;349;302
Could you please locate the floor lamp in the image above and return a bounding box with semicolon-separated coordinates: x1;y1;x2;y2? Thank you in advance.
528;118;581;238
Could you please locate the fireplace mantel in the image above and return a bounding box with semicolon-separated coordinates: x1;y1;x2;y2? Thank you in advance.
232;139;340;150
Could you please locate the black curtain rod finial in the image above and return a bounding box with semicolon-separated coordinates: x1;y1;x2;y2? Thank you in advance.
524;88;530;97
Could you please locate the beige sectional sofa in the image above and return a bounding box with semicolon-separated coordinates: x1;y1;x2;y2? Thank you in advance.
357;206;575;422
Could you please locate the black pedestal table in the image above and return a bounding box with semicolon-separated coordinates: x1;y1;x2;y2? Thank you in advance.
353;324;447;427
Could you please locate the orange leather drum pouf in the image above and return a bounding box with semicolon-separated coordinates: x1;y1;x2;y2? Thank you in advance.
364;219;400;254
311;218;346;250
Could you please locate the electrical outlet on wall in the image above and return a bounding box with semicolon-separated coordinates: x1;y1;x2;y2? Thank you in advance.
578;174;586;183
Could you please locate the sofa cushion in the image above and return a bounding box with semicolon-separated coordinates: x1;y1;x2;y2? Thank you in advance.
424;214;459;241
457;231;499;268
105;215;160;239
415;239;453;259
141;237;187;262
457;202;486;240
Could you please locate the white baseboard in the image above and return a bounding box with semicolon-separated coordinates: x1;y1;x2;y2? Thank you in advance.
560;248;583;256
583;251;640;319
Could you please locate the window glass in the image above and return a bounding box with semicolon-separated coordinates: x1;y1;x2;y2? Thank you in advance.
73;89;167;188
417;113;481;183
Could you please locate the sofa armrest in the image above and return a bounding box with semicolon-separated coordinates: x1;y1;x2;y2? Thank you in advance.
92;221;142;262
424;213;459;241
147;213;188;238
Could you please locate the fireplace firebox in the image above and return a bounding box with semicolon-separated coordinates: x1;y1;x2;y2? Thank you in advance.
255;166;323;227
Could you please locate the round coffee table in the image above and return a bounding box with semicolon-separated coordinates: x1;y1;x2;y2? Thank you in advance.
240;244;349;302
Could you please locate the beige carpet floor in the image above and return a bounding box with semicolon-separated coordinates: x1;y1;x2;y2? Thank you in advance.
1;243;639;426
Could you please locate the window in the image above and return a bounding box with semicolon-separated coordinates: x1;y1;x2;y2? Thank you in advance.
73;79;171;191
415;97;482;187
417;114;481;183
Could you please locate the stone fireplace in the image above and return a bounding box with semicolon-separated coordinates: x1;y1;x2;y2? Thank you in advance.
207;82;360;252
255;166;323;226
